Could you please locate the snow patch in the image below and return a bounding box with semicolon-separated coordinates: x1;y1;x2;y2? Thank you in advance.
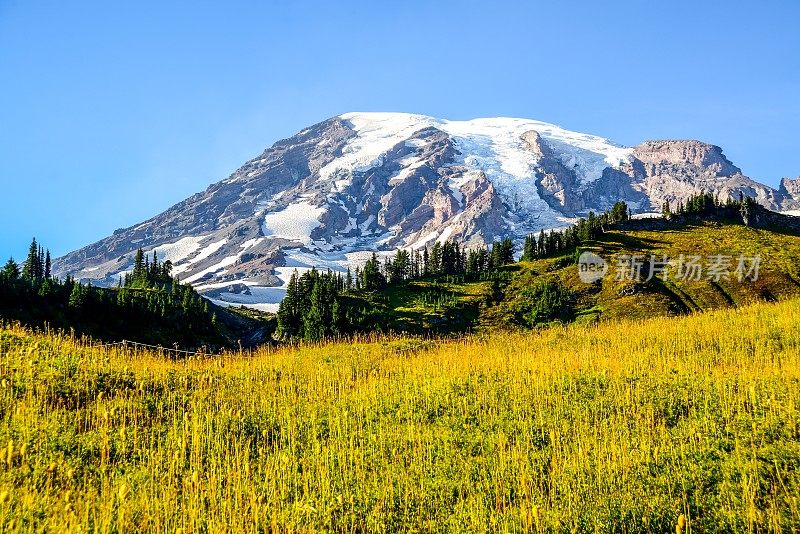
188;238;227;265
150;236;204;267
261;202;324;244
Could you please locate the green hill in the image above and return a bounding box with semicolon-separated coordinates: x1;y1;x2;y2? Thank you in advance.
344;215;800;335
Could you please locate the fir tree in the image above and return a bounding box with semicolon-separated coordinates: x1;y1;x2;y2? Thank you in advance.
68;282;85;309
22;238;41;280
1;258;19;281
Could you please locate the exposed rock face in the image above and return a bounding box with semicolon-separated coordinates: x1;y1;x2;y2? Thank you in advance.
779;177;800;199
523;131;584;215
53;113;799;309
585;140;799;212
633;140;741;176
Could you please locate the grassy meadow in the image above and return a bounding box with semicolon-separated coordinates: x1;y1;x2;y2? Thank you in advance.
1;299;800;532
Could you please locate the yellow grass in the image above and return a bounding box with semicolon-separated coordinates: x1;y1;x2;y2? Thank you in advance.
1;299;800;532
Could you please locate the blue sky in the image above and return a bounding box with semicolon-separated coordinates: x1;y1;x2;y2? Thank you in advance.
1;0;798;260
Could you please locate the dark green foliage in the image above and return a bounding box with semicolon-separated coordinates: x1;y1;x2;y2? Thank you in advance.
1;258;19;281
662;200;672;218
21;238;51;282
124;249;174;289
514;279;574;327
0;243;226;350
276;268;383;341
361;253;386;290
521;201;630;261
665;191;760;228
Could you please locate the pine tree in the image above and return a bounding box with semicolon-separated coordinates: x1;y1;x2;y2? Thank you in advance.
277;270;301;338
537;230;546;257
132;249;145;286
68;282;84;309
44;250;51;279
22;238;40;280
522;234;535;261
303;281;326;342
1;258;19;281
362;253;386;290
662;200;672;219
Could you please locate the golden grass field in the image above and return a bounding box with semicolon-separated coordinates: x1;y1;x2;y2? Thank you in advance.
1;299;799;532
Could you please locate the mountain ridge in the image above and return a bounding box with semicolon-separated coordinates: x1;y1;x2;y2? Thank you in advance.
53;112;800;310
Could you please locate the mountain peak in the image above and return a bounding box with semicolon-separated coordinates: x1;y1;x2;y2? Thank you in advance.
53;113;800;310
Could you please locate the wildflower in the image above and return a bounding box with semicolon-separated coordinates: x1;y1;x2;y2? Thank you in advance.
0;490;9;504
676;513;687;534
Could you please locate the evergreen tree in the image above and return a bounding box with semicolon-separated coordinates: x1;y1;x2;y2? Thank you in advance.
522;234;536;261
22;238;41;280
303;281;326;342
361;253;386;290
276;270;301;338
1;258;19;281
68;282;85;309
740;195;752;226
537;230;546;257
429;242;442;275
132;249;145;285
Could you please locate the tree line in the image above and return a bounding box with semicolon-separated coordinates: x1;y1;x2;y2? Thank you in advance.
661;191;758;222
521;201;631;260
0;240;225;349
349;238;516;291
275;237;519;341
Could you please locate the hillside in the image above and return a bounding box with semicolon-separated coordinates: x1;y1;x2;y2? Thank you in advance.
0;298;798;531
0;244;275;350
341;214;800;335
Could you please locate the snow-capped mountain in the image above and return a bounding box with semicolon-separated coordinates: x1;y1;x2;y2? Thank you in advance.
53;112;800;310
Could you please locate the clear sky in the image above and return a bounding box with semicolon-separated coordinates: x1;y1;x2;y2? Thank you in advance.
1;0;798;260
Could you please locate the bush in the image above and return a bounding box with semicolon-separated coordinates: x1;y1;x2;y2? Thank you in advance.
515;278;573;326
